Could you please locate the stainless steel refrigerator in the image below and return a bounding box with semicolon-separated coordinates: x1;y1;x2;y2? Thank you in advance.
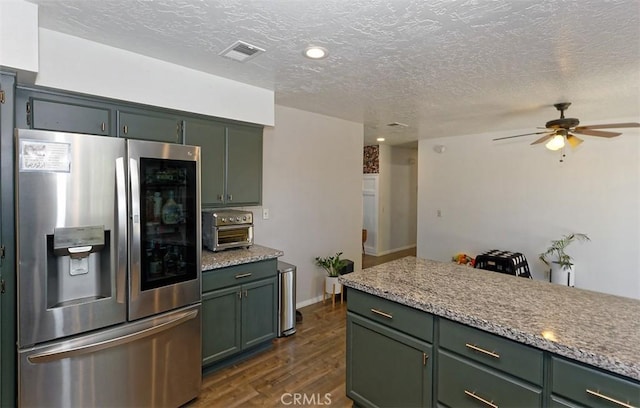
15;128;202;407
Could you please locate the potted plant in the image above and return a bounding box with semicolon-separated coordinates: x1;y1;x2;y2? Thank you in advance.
539;233;590;286
315;252;347;296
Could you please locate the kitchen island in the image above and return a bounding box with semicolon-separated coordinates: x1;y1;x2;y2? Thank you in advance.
340;256;640;408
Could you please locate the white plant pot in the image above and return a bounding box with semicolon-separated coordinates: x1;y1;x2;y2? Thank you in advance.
550;263;575;287
325;276;342;294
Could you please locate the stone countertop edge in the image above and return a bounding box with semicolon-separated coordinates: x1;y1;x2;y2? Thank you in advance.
339;256;640;381
201;244;283;271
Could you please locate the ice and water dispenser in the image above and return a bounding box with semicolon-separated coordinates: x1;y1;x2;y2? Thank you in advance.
48;225;110;308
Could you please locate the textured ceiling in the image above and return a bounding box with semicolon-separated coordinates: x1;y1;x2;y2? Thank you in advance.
25;0;640;146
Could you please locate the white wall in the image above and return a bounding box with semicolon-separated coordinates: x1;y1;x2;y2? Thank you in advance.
0;0;39;79
369;145;418;255
377;145;392;254
417;121;640;299
389;147;418;251
36;29;274;126
250;105;363;307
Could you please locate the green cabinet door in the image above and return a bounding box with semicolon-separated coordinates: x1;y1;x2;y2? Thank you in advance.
118;110;182;143
202;286;242;366
241;277;277;349
347;312;433;408
16;90;112;136
226;123;263;206
183;119;226;206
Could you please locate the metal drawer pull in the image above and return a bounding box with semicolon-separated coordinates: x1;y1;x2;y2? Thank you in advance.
235;273;252;279
464;390;498;408
586;389;635;408
101;122;106;132
465;343;500;359
370;308;393;319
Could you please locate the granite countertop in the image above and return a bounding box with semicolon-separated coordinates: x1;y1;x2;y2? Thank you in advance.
201;244;283;271
339;256;640;381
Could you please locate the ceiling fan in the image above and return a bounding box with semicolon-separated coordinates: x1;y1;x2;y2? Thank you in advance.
493;102;640;151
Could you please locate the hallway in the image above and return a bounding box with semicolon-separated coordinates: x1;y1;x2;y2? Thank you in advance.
362;247;416;269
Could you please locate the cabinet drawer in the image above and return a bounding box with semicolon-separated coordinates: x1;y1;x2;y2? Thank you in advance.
202;259;277;292
438;350;542;408
552;357;640;408
439;318;543;385
347;289;433;343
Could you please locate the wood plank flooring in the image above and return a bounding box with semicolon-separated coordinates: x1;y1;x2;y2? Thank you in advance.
189;248;414;407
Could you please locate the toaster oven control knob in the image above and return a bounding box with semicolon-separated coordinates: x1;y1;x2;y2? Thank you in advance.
243;216;247;221
221;217;226;223
236;217;241;222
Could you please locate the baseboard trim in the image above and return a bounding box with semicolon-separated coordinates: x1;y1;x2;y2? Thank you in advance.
296;295;324;309
370;244;416;257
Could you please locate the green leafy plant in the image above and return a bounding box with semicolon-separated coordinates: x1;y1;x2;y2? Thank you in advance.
539;233;590;271
315;252;347;277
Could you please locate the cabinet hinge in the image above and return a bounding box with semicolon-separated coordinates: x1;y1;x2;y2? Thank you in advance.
0;245;5;259
0;89;5;104
26;101;31;126
0;279;5;294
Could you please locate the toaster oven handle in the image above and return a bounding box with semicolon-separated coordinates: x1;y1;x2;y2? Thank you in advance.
217;224;253;230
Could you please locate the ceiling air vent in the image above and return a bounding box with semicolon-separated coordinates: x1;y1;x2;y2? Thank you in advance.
386;122;409;128
219;40;265;62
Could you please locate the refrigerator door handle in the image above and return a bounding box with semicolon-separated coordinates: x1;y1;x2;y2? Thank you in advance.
115;157;127;304
129;157;141;300
27;308;199;364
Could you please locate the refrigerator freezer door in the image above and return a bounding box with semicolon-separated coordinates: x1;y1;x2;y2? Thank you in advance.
19;304;202;408
128;139;202;320
15;129;127;347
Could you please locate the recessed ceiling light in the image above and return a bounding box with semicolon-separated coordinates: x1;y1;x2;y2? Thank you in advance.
303;46;328;59
376;138;385;142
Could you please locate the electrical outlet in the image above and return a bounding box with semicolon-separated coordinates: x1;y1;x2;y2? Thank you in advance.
437;209;442;217
262;208;269;220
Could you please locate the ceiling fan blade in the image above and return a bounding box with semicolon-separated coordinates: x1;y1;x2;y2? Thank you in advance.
531;133;555;145
573;128;621;138
566;134;583;148
492;130;549;141
575;122;640;130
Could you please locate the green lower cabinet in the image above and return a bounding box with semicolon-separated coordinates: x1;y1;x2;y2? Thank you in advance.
438;350;542;407
241;278;278;349
202;286;242;366
201;276;277;367
550;395;584;408
347;312;433;408
551;357;640;408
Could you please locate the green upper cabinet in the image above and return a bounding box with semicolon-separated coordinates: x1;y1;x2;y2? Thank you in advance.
15;89;111;136
226;123;263;207
183;119;226;206
117;109;182;143
184;119;263;208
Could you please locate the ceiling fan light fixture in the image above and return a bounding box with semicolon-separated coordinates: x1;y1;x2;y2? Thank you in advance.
545;134;565;151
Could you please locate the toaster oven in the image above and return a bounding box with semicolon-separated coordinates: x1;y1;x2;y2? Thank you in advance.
202;209;254;252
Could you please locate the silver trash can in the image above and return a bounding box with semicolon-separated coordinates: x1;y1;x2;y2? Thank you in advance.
277;261;297;337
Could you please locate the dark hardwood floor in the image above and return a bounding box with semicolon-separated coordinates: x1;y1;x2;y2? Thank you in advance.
189;248;414;407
